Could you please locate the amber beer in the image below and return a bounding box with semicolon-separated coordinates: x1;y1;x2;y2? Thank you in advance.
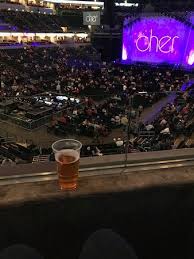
55;149;80;190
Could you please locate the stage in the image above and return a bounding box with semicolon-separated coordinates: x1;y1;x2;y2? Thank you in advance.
121;14;194;69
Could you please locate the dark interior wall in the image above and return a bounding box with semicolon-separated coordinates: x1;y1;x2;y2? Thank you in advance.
92;36;122;61
104;0;115;27
0;184;194;259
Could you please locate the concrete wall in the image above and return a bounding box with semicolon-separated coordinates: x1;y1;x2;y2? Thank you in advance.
0;149;194;259
0;181;194;259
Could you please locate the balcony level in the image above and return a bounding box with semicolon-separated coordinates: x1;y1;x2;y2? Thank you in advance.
0;148;194;259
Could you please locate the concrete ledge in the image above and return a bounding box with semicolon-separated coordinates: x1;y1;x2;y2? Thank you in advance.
0;148;194;177
0;150;194;259
0;148;193;207
0;164;194;207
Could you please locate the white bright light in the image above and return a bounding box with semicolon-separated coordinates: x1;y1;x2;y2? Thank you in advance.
42;0;139;7
0;32;87;39
115;2;139;7
122;45;127;60
188;50;194;66
43;0;104;6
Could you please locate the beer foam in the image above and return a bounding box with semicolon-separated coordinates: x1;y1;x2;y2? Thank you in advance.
55;149;80;164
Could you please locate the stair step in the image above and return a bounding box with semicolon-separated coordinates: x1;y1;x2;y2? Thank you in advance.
32;155;49;163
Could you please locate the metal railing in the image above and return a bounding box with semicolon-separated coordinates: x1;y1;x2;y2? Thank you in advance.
1;153;194;186
0;109;65;130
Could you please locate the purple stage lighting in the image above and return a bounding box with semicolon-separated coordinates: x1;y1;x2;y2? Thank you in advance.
122;16;194;68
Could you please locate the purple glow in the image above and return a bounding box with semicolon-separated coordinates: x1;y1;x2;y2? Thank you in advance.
122;16;194;68
181;79;194;92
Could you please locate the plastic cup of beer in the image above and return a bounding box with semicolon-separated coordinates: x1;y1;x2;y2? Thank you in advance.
55;149;80;191
52;139;82;155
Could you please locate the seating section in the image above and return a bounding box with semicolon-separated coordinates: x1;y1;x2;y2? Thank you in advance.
0;10;85;32
131;93;194;152
0;45;193;163
0;137;33;163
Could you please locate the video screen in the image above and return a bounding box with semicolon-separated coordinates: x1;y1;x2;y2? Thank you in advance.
122;16;194;68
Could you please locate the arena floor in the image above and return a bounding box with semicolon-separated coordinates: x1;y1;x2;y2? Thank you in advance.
0;96;172;148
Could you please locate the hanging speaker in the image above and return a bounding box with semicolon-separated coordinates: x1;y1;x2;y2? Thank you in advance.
104;0;115;27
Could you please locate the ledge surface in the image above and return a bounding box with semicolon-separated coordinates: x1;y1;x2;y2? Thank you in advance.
0;148;194;207
0;148;194;176
0;164;194;207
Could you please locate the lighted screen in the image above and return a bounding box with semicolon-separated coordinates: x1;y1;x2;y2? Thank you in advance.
122;16;194;67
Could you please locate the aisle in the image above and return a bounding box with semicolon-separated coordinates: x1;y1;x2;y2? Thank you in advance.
139;92;177;124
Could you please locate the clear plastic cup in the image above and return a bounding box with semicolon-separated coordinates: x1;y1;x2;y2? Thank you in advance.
55;149;80;190
52;139;82;154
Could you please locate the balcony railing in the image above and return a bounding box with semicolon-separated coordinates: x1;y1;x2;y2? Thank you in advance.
0;148;194;186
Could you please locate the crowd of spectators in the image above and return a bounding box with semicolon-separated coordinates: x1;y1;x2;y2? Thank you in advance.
0;45;193;162
1;89;193;164
80;90;194;157
0;46;187;99
129;91;194;152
